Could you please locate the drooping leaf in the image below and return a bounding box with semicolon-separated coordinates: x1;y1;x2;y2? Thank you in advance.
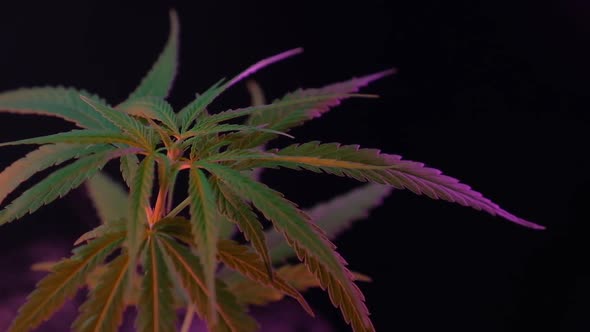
158;235;258;332
86;171;129;226
127;10;180;101
199;162;375;332
8;232;124;332
188;168;220;322
214;179;273;278
0;87;115;129
126;154;155;282
80;96;155;150
136;235;176;332
0;147;129;225
71;253;129;332
217;239;314;316
228;264;370;306
179;48;302;131
268;184;393;263
221;142;544;229
0;144;108;205
117;96;179;135
0;129;143;148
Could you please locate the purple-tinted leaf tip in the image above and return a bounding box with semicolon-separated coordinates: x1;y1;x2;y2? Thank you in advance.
227;48;304;88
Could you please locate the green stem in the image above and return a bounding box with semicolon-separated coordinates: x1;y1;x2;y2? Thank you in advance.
180;304;196;332
164;196;190;219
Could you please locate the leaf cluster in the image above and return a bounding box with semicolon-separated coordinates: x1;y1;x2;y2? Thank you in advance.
0;10;543;332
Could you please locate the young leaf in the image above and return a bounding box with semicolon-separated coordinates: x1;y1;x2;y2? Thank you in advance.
86;171;129;225
117;96;179;135
136;235;176;332
80;96;155;150
0;129;143;148
229;70;395;149
0;87;115;129
8;232;124;332
224;142;544;229
268;184;393;263
199;162;375;332
71;253;129;332
0;147;126;225
178;48;302;131
126;154;155;282
188;168;220;322
217;239;314;316
0;143;108;205
158;235;258;332
127;10;179;101
214;179;273;278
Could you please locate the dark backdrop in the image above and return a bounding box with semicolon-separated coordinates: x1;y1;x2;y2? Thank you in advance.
0;0;589;331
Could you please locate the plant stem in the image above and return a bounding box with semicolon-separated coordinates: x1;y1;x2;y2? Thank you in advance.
180;304;196;332
165;197;190;219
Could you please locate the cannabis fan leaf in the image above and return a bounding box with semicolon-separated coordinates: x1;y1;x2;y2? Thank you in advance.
0;9;543;332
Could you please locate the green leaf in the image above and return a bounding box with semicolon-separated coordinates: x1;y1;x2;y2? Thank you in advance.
228;264;370;306
199;162;375;332
214;179;273;279
228;70;394;149
8;232;124;332
217;239;314;316
120;154;140;189
126;155;155;282
188;168;220;322
80;95;155;150
117;96;179;135
158;235;258;332
0;87;115;129
268;183;393;263
228;141;544;229
127;10;180;101
179;48;302;131
181;123;293;143
71;253;129;332
73;219;126;246
136;235;176;332
86;171;129;225
0;147;127;225
0;129;143;148
0;144;107;205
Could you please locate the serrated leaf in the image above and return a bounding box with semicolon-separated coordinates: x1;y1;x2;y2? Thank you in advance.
8;232;124;332
127;155;155;282
117;96;179;135
86;171;129;226
80;95;155;150
120;154;140;189
181;123;293;143
228;264;370;306
0;144;107;205
0;129;143;148
136;235;176;332
188;168;219;322
268;184;393;263
222;141;544;229
217;239;314;316
0;87;116;129
71;253;129;332
74;219;126;246
227;70;394;149
158;235;258;332
199;162;374;332
0;147;128;225
214;179;273;279
179;48;302;131
127;10;179;101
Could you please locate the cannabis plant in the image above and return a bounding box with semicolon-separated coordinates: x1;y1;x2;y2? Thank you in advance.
0;10;542;332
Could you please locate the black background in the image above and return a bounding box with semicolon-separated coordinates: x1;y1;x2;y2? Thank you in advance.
1;0;589;331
